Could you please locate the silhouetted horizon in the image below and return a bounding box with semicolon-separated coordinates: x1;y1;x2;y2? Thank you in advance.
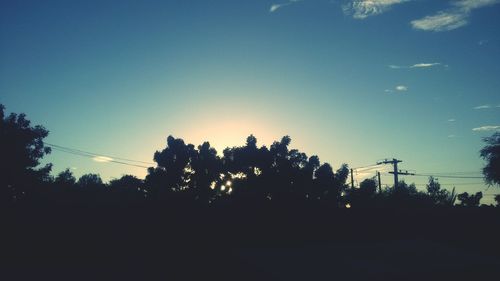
2;1;500;278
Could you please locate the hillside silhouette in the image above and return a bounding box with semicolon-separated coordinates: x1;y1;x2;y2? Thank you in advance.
1;104;500;280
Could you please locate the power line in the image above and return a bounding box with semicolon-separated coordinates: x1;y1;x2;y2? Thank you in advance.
418;171;482;175
48;146;152;169
412;174;483;179
351;164;381;170
380;172;483;180
410;182;485;185
45;142;155;165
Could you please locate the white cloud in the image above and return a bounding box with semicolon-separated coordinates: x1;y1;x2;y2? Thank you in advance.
454;0;500;10
396;85;408;91
472;125;500;132
448;134;456;138
448;118;456;122
474;105;491;109
388;65;402;69
411;12;468;32
410;62;441;68
270;0;301;13
388;62;442;69
93;156;113;163
270;3;288;12
412;0;500;32
343;0;410;19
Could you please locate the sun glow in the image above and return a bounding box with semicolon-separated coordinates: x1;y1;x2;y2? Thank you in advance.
178;109;286;155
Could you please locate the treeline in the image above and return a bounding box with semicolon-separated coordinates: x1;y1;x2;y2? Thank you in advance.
1;104;499;209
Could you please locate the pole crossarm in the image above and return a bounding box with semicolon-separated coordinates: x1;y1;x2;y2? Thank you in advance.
389;170;415;176
377;158;405;188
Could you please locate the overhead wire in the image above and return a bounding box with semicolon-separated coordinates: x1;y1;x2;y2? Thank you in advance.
44;142;155;165
412;174;483;179
47;144;153;169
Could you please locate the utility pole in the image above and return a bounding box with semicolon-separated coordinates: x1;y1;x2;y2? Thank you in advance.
350;169;355;189
377;158;403;189
388;169;415;185
377;171;382;193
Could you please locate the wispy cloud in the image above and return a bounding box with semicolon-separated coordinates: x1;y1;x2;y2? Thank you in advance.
455;0;500;10
473;104;500;109
448;118;456;122
270;0;302;13
385;85;408;93
411;0;500;32
472;125;500;132
93;156;113;163
448;134;456;138
411;63;441;68
343;0;411;19
396;85;408;91
388;65;402;69
411;12;468;32
474;105;491;109
389;62;442;69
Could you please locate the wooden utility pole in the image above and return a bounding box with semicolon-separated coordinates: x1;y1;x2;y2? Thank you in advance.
350;169;355;189
388;169;415;186
377;171;382;193
376;158;413;189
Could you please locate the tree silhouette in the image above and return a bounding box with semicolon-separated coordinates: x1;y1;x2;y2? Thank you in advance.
77;173;106;206
426;176;456;206
480;132;500;186
145;136;197;201
0;104;52;203
457;192;483;207
348;178;377;207
55;168;77;187
222;135;273;202
108;175;146;205
312;163;335;200
50;168;78;205
78;173;104;188
189;142;222;203
0;104;491;210
109;174;143;191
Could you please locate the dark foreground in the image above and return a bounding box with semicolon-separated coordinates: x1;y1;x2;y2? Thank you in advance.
2;205;500;280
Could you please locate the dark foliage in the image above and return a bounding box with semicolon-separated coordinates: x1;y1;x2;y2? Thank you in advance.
0;104;52;204
480;132;500;186
457;192;483;207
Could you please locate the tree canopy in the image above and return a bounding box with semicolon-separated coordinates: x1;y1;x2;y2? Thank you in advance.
480;132;500;186
0;104;52;203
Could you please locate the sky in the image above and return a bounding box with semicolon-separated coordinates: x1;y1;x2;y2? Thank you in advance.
1;0;499;202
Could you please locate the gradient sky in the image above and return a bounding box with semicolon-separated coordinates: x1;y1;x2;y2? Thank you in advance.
1;0;499;202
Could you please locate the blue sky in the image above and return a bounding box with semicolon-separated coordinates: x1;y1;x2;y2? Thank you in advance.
1;0;499;202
